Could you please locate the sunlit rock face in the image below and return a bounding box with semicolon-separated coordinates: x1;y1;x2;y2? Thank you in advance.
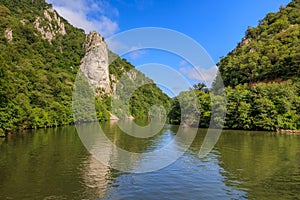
33;6;66;43
4;28;12;42
80;31;111;94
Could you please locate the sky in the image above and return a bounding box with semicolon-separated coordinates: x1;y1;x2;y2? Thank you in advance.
46;0;292;96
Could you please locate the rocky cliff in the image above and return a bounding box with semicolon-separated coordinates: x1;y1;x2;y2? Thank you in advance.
80;31;111;94
33;7;66;43
0;0;170;132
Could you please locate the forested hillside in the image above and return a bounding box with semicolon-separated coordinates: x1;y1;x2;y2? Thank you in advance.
109;57;171;120
218;0;300;87
0;0;170;134
1;0;299;134
218;0;300;131
170;0;300;131
0;0;86;133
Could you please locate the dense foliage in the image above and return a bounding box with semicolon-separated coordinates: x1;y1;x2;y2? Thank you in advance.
225;80;300;131
218;0;300;87
1;0;299;133
0;0;170;133
109;58;171;120
169;0;300;131
216;0;300;131
0;0;87;132
169;79;300;131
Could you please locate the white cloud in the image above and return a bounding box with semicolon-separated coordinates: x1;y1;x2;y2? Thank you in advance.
46;0;119;37
180;66;218;85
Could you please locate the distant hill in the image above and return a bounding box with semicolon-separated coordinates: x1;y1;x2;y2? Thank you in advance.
218;0;300;87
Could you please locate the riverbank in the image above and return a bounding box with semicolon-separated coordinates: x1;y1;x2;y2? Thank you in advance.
277;129;300;135
1;120;300;137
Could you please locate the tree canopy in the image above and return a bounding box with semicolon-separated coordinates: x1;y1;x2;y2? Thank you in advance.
218;0;300;87
0;0;170;132
169;0;300;131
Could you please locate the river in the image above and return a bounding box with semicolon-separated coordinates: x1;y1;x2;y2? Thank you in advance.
0;121;299;199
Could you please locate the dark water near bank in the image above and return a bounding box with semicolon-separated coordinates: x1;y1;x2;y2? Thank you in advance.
0;121;299;199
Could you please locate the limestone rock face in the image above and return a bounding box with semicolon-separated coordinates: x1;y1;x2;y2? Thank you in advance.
33;7;66;43
80;31;111;94
239;37;251;47
4;28;12;42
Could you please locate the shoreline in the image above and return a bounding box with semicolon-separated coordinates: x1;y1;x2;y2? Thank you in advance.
277;129;300;135
1;120;300;137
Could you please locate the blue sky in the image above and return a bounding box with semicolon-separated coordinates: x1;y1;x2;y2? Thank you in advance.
109;0;291;62
47;0;291;96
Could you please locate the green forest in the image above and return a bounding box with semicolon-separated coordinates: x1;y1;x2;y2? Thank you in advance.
0;0;299;135
219;0;300;131
169;80;300;131
0;0;170;135
169;0;300;131
0;0;85;134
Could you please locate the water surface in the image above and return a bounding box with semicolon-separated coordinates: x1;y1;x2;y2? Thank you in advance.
0;122;299;199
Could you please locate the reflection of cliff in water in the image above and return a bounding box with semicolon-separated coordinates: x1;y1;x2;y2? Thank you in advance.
81;155;112;199
79;120;173;198
77;121;201;173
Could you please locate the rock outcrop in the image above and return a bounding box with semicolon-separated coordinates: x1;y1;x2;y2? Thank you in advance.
33;7;66;43
4;28;12;42
80;31;111;94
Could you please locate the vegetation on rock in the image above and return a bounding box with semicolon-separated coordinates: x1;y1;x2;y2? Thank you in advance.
0;0;170;132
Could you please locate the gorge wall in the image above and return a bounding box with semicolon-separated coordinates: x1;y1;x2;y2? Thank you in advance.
80;31;111;94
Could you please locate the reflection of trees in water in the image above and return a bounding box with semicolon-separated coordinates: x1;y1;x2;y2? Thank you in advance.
0;126;92;199
80;121;201;173
0;138;5;146
215;130;300;199
78;121;150;173
100;120;168;153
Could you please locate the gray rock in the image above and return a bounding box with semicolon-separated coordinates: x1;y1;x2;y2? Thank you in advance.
80;31;111;94
4;28;12;42
33;7;66;43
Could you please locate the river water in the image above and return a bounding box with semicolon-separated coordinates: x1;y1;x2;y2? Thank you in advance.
0;121;299;199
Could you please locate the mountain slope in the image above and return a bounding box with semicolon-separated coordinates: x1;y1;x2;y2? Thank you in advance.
216;0;300;131
0;0;170;132
169;0;300;131
218;0;300;87
0;0;86;131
